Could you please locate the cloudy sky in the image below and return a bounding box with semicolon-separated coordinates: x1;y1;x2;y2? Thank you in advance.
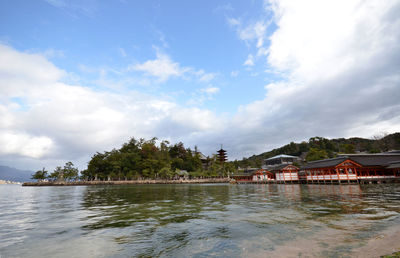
1;0;399;171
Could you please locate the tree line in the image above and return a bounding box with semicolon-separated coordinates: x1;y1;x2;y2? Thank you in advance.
31;161;79;181
32;137;237;181
32;133;400;181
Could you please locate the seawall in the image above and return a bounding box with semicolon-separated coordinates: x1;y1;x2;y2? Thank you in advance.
22;178;230;186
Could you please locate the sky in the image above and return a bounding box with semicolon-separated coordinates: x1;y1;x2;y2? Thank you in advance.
0;0;400;171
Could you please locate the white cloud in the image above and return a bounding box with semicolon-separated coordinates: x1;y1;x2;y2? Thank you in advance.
201;87;219;95
227;17;240;26
224;0;400;156
131;49;215;84
195;69;216;82
0;45;64;94
0;44;222;170
42;48;65;59
131;51;186;82
0;132;53;159
186;86;220;107
229;14;271;58
267;0;400;82
243;54;255;66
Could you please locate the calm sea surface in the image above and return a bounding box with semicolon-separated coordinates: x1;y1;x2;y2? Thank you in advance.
1;184;400;257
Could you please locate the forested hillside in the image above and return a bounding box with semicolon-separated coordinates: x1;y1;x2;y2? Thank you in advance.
234;133;400;168
80;137;235;180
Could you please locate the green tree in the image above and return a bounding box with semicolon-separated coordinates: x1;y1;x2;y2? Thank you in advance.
340;144;355;154
31;168;48;182
80;169;90;181
159;167;173;179
306;148;328;162
126;170;134;180
63;162;79;181
84;136;218;180
48;166;63;181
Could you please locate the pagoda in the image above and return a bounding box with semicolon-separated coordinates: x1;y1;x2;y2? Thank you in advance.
217;146;227;166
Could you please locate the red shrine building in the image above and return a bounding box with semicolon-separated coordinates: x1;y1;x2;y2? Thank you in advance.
270;164;299;182
301;154;400;183
263;155;300;183
232;153;400;184
232;154;301;183
252;169;275;181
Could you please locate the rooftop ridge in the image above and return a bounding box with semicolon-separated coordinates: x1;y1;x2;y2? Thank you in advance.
338;153;400;156
307;156;347;164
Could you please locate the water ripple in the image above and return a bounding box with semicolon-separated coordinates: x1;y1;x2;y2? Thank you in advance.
1;184;400;257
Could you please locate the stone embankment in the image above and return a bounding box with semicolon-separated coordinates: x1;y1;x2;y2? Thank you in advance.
22;178;230;186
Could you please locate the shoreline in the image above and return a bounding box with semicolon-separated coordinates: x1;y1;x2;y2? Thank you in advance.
0;179;22;185
22;178;230;186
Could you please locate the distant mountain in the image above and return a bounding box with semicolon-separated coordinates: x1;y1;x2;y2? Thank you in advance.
0;166;34;182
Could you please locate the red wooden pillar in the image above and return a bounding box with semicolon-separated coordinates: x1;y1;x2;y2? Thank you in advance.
311;169;314;183
354;167;360;184
336;168;340;184
314;169;316;183
345;167;350;183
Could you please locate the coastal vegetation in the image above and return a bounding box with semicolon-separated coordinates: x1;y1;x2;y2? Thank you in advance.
80;138;236;181
30;133;400;182
31;168;47;181
31;137;237;182
31;162;79;182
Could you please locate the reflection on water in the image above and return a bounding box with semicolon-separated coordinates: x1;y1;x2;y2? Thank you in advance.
1;184;400;257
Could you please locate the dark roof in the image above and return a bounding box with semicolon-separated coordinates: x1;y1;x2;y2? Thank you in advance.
342;154;400;167
241;168;259;173
302;157;347;169
231;173;253;177
387;161;400;169
302;154;400;169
